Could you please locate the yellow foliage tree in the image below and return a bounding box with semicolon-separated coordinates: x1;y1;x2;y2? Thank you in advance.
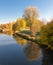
17;18;26;31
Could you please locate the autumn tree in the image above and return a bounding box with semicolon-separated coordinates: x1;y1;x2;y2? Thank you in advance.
41;20;53;50
12;20;20;33
12;18;26;33
17;18;26;30
23;6;39;36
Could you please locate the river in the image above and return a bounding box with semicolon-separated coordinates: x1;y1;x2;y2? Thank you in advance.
0;34;52;65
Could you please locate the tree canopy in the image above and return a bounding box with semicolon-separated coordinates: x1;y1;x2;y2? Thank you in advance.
41;20;53;50
23;6;39;36
23;6;39;26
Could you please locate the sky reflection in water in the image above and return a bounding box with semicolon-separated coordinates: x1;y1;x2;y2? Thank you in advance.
0;34;43;65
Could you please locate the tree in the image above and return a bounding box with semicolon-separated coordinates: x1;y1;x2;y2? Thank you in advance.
12;18;27;33
23;6;39;36
12;20;20;33
41;20;53;50
17;18;26;30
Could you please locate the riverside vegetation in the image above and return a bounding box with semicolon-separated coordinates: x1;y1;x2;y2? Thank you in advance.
0;6;53;65
0;6;53;50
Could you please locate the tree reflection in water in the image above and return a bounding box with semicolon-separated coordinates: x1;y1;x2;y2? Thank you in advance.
13;34;53;64
13;34;27;46
24;41;41;61
13;34;41;61
42;49;53;65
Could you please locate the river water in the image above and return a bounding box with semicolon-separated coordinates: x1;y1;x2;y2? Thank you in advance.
0;34;51;65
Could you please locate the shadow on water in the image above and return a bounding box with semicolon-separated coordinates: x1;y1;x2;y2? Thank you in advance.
42;48;53;65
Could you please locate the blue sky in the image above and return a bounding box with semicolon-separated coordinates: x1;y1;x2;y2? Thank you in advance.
0;0;53;23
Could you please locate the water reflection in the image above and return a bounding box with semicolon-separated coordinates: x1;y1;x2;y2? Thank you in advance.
42;49;53;65
13;34;53;65
13;34;41;61
0;34;42;65
13;34;27;46
24;41;41;61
